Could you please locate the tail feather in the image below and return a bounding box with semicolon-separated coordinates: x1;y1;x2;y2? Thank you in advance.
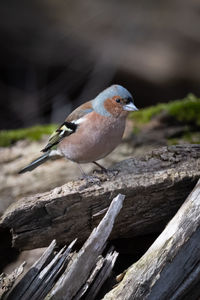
18;152;50;174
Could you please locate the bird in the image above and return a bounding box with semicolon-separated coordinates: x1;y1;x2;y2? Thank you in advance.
19;84;138;178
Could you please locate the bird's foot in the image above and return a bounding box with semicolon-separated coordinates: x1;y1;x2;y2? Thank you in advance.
78;174;101;190
82;174;101;183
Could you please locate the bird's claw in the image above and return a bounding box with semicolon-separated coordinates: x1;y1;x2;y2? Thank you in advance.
78;174;101;190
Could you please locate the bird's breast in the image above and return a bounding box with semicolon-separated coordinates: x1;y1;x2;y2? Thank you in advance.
58;113;126;163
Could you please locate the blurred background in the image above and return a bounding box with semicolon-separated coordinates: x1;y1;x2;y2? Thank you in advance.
0;0;200;129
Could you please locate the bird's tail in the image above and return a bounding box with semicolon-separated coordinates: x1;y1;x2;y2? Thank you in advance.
18;151;51;174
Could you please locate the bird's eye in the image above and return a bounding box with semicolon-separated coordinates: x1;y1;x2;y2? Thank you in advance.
116;98;120;103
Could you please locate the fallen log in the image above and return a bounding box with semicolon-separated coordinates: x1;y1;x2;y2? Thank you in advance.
103;179;200;300
0;144;200;250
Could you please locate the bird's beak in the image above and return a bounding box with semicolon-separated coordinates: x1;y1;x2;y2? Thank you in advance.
123;102;138;112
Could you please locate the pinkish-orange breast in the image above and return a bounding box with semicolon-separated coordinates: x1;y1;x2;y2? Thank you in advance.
58;111;126;163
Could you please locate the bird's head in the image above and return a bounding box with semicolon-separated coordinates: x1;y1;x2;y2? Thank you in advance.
92;84;138;118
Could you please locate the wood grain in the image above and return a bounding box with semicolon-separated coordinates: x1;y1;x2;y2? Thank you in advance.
0;144;200;250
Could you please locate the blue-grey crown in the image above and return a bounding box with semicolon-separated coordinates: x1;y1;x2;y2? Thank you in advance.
92;85;133;116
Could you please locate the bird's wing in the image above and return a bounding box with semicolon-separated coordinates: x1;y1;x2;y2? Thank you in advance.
41;121;77;152
41;101;94;152
66;100;94;122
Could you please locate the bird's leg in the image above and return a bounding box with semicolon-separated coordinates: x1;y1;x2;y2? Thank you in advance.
77;163;87;177
92;161;107;172
77;163;101;184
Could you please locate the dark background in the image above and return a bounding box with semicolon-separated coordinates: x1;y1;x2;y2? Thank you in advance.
0;0;200;129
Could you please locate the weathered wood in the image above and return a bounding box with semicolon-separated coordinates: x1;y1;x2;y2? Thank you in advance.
48;193;125;300
6;239;76;300
29;240;76;300
85;249;118;300
0;262;25;299
4;194;123;299
73;255;105;300
103;179;200;300
4;190;123;300
6;239;56;300
1;145;200;250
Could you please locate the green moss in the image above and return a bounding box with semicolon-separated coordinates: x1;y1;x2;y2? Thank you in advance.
130;93;200;126
168;94;200;125
0;124;57;147
131;103;167;124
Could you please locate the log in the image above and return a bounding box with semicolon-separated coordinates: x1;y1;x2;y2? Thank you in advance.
0;144;200;250
103;179;200;300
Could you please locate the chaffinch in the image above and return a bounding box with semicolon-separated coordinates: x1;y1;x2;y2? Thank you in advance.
19;84;138;176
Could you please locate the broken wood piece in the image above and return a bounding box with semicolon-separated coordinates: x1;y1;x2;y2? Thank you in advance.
29;241;75;300
103;179;200;300
6;239;56;300
48;193;125;300
85;249;119;300
92;207;108;218
7;239;76;300
73;255;105;300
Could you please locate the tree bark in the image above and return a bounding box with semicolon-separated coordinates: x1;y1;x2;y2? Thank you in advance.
103;179;200;300
0;144;200;250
